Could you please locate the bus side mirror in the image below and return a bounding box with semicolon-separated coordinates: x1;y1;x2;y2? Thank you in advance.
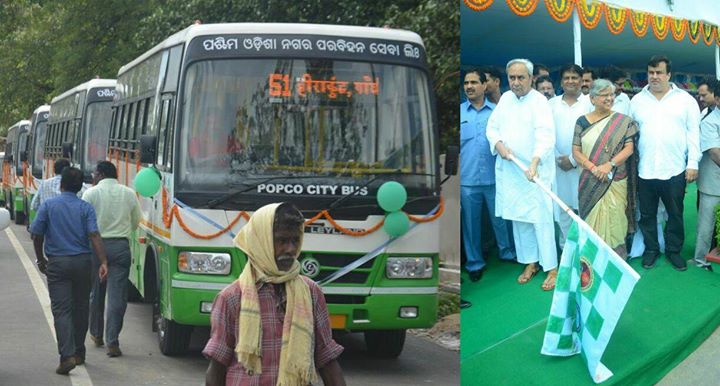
444;145;459;176
19;151;28;163
62;142;73;158
139;135;157;164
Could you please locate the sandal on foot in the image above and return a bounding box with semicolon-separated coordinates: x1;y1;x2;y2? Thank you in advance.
541;270;557;291
517;265;539;284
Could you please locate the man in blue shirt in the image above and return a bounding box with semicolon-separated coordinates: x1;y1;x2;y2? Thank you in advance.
461;68;515;281
30;167;108;375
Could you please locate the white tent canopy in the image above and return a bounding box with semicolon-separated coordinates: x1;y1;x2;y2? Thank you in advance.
461;1;720;78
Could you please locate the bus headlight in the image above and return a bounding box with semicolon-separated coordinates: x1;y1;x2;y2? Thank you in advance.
386;257;433;279
178;252;231;275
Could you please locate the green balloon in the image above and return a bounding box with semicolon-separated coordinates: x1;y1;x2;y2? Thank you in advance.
377;181;407;212
134;167;161;197
383;211;410;237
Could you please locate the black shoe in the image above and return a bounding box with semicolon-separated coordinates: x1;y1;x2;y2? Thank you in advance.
55;357;76;375
460;299;472;309
642;252;659;269
667;253;687;271
469;269;484;282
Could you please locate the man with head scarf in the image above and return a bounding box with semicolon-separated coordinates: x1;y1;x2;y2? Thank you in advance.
203;202;346;386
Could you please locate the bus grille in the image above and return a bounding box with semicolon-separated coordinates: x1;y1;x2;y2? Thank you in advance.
301;252;376;284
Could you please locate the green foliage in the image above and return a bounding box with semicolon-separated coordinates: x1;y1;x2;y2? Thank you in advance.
438;291;460;318
716;204;720;246
0;1;458;149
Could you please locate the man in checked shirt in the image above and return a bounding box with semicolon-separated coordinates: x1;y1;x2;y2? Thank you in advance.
204;202;346;386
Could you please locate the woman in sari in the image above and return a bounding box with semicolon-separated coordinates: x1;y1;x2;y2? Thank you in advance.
572;79;638;258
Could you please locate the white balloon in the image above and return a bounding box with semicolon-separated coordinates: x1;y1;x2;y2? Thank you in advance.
0;208;9;231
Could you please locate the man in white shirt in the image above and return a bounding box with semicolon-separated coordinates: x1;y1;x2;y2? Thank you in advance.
483;66;503;105
698;78;717;119
601;65;631;115
535;75;555;99
487;58;558;291
693;82;720;271
581;68;596;95
549;64;593;248
630;55;701;271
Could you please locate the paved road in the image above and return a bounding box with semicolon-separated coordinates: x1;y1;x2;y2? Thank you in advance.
0;222;458;385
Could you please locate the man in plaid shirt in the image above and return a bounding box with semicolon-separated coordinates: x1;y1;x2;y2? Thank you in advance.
31;159;86;211
204;202;345;386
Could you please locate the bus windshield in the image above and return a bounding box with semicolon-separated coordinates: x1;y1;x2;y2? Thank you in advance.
32;120;47;174
83;101;112;169
178;58;436;198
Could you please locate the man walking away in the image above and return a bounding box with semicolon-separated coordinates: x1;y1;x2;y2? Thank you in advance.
30;167;108;374
82;161;141;357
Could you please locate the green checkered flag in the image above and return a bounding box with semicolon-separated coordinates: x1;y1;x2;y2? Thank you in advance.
541;220;640;383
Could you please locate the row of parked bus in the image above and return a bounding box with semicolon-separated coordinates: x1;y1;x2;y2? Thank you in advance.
0;22;456;357
2;79;115;226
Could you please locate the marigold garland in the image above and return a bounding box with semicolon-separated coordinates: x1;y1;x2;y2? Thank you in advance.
651;15;669;40
702;23;716;45
544;0;574;23
506;0;539;17
604;5;627;35
464;0;494;11
670;18;686;41
688;20;702;44
465;0;720;46
575;0;604;29
158;185;444;240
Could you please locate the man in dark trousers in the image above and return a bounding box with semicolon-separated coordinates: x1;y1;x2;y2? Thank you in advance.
30;167;108;374
83;161;141;357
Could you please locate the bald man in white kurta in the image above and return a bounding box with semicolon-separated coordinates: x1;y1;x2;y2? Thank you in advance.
487;84;558;288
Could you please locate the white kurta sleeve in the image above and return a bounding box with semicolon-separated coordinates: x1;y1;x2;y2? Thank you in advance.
532;97;556;159
486;101;503;156
685;95;702;170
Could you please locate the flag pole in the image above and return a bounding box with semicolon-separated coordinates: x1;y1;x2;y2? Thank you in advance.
507;154;639;275
507;154;583;224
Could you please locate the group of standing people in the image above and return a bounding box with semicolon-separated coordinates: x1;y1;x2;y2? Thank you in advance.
30;160;140;374
461;54;720;292
29;160;347;384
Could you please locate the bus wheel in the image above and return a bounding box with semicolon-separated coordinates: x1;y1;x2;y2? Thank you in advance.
14;210;25;225
8;195;14;220
127;279;143;302
157;315;193;356
364;329;406;358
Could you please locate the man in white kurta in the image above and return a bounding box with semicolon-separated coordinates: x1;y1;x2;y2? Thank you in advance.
549;64;592;248
487;59;558;290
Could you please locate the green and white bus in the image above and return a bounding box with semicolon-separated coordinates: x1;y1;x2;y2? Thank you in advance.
45;79;116;183
113;23;453;356
23;104;50;225
2;120;31;224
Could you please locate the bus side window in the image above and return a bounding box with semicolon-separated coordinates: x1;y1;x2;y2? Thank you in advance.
135;98;149;160
108;106;118;156
157;97;172;168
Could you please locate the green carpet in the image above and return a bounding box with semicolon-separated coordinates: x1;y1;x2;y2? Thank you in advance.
461;184;720;385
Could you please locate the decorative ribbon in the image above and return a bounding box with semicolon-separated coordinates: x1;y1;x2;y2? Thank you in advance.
317;202;441;286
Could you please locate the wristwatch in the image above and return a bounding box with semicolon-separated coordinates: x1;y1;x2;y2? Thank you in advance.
610;160;617;168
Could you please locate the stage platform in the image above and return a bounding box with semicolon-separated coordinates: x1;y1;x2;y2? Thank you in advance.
461;185;720;385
